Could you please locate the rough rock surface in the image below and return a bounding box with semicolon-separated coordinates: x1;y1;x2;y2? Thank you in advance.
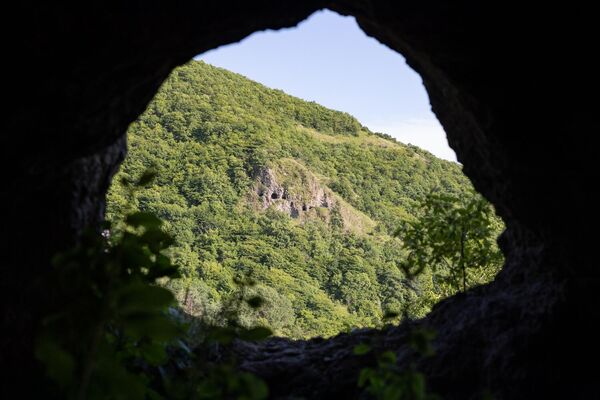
255;165;334;219
3;1;599;398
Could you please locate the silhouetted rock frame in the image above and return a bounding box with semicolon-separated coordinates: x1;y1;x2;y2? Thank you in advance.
3;1;598;398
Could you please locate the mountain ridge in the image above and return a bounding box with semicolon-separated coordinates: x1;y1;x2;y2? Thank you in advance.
107;60;473;338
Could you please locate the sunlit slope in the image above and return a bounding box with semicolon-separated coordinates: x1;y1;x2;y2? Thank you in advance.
107;61;473;338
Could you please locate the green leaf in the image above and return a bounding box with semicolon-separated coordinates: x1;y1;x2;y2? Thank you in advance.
382;310;400;321
238;372;269;399
147;257;181;280
35;338;75;387
136;170;157;187
120;243;153;269
139;342;167;366
141;230;174;253
358;368;374;387
383;385;403;400
120;176;132;187
117;284;175;315
238;326;273;341
379;351;397;365
409;327;436;357
100;220;112;230
207;326;237;344
93;356;148;400
353;343;371;355
125;212;163;229
122;313;180;341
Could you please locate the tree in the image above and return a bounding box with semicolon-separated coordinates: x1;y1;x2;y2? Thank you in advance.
397;189;504;296
106;61;494;338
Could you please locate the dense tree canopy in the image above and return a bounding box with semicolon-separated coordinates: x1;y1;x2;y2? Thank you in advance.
107;61;503;338
396;191;504;309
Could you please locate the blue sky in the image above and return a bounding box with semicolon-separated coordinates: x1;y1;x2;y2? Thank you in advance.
196;10;456;162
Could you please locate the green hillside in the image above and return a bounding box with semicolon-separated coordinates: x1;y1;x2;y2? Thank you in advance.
106;61;484;338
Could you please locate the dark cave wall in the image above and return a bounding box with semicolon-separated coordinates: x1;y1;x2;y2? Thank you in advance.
344;1;597;247
3;1;327;389
3;1;598;398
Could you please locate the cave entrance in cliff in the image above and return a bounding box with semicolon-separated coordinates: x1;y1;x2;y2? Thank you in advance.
106;9;504;340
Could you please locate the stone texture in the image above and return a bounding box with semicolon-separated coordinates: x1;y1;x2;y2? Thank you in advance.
254;165;334;219
3;1;598;398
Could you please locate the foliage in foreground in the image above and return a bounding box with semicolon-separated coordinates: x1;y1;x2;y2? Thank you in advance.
36;61;506;398
36;171;502;399
395;190;504;308
354;277;439;400
353;189;503;400
36;175;270;400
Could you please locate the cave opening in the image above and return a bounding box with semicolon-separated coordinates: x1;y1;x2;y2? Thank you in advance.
105;9;504;342
9;2;594;398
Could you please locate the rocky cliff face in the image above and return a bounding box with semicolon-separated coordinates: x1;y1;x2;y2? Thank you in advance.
254;162;335;219
4;1;599;398
251;159;377;234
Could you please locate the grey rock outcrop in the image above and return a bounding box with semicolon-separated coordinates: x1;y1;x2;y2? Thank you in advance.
254;165;334;219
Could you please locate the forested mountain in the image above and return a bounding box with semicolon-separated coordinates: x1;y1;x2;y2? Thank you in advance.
107;61;494;339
